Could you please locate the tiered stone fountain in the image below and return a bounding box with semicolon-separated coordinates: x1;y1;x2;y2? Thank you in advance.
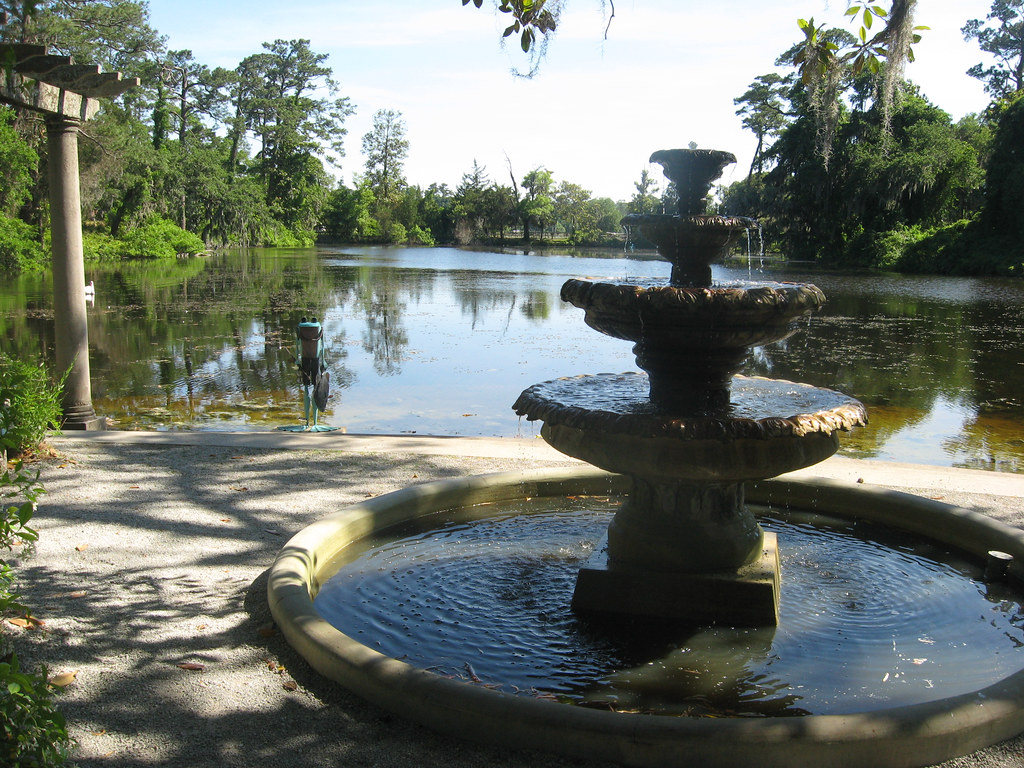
514;148;866;625
268;147;1024;768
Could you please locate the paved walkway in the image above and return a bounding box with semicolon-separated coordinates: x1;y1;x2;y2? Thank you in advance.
7;431;1024;768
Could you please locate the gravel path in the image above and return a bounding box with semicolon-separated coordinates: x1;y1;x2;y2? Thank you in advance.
6;436;1024;768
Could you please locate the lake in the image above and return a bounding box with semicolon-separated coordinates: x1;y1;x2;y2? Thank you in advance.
1;245;1022;473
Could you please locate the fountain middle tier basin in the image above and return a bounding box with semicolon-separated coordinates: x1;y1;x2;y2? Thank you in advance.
560;279;826;350
560;280;828;412
513;372;867;482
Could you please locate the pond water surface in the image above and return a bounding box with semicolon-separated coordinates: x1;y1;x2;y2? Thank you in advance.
1;245;1022;472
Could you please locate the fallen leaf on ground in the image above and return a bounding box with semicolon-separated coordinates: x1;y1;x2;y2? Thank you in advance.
230;486;248;492
7;617;32;628
282;680;298;691
219;518;231;522
75;544;88;552
176;662;205;671
128;485;140;490
68;590;88;598
258;624;277;638
50;671;77;688
196;624;207;631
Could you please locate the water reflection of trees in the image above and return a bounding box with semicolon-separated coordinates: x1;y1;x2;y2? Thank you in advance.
452;278;553;330
356;266;410;376
3;251;1024;461
745;289;1024;466
82;250;357;424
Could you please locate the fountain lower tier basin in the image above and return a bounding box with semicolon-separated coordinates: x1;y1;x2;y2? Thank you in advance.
513;373;867;482
268;467;1024;768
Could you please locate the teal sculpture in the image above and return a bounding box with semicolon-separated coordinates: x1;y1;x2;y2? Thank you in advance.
278;316;337;432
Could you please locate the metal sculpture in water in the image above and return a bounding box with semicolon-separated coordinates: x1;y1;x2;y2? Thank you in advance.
278;317;338;433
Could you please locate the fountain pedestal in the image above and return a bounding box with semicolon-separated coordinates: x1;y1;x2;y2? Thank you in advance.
572;532;780;626
521;373;862;625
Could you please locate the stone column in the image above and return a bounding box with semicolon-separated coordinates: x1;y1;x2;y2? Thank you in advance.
46;115;103;430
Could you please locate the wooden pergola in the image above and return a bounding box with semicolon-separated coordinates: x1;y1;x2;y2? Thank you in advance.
1;14;138;429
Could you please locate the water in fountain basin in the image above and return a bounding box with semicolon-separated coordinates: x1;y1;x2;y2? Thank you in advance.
313;495;1024;717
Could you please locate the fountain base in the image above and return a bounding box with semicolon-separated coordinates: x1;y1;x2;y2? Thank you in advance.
572;532;780;626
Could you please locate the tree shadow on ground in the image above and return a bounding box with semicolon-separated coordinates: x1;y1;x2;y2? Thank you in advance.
10;441;597;768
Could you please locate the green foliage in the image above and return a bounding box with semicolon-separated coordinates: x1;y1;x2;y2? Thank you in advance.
0;461;42;553
82;231;129;263
0;216;45;274
962;1;1024;99
260;225;306;248
733;67;990;270
121;217;205;259
386;221;408;245
0;459;42;616
981;92;1024;242
0;655;72;768
895;220;979;274
0;108;38;218
464;0;564;76
407;225;435;246
0;355;64;457
0;457;67;768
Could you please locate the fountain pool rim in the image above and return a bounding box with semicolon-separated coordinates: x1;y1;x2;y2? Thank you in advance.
267;466;1024;768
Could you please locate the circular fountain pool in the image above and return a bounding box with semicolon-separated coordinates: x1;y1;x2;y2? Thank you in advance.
312;496;1024;717
268;467;1024;768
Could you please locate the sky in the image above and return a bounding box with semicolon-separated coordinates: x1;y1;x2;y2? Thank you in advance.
146;0;998;202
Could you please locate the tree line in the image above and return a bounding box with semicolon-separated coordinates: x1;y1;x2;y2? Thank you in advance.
1;1;1023;275
0;0;647;275
722;0;1024;275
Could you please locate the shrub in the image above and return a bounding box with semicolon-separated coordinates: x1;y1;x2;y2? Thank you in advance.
0;356;64;457
0;460;42;616
0;216;46;274
0;656;71;767
407;225;435;246
0;463;69;768
895;220;975;274
386;221;408;244
259;224;304;248
82;231;129;263
122;217;205;259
